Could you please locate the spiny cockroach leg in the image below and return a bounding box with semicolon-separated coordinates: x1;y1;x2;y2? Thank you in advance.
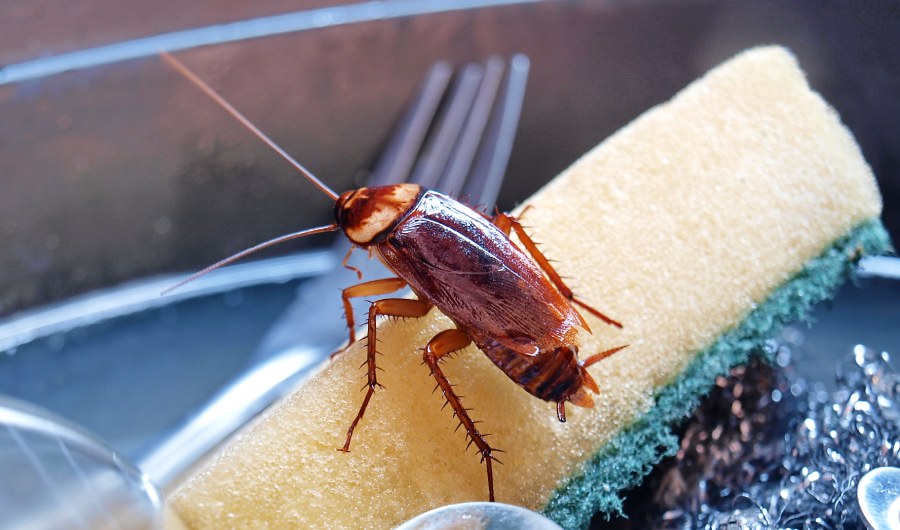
338;298;431;452
331;277;409;360
493;212;622;329
422;329;499;502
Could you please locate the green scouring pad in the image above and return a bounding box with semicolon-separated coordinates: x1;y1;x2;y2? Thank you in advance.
167;46;891;530
544;219;889;527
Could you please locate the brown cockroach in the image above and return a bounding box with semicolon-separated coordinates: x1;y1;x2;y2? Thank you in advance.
161;52;625;502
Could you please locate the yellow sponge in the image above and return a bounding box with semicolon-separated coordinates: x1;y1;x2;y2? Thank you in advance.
167;47;887;529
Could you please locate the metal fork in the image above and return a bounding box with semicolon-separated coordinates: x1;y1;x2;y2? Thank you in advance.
138;55;530;488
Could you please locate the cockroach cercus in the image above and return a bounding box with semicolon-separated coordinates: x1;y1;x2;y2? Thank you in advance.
161;52;625;502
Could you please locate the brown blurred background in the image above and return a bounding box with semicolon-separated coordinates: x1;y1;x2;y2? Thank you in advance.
2;0;898;316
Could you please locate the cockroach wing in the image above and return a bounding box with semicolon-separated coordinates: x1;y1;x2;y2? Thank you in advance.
378;191;582;354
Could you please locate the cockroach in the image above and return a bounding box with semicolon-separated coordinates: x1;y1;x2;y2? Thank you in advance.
161;52;625;502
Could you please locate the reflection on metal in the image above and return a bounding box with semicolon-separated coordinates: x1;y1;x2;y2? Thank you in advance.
0;250;336;353
859;256;900;281
859;467;900;530
0;396;162;529
0;0;542;85
395;502;563;530
137;346;323;488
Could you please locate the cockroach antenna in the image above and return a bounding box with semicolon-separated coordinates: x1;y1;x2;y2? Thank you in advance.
159;51;341;294
160;224;339;295
159;51;340;202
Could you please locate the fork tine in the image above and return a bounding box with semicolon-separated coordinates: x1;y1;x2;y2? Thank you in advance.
369;62;453;187
437;56;506;197
409;63;485;188
462;54;530;210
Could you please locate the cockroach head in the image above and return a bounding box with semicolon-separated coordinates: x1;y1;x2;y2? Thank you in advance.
335;183;423;247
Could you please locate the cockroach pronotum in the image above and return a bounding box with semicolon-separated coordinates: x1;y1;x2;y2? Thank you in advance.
161;52;625;502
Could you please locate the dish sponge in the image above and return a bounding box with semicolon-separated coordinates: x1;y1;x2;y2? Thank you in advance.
167;46;890;529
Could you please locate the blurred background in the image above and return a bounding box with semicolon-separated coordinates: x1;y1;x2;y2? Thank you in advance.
0;0;898;501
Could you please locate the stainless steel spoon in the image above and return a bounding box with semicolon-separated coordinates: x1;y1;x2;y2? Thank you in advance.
394;502;562;530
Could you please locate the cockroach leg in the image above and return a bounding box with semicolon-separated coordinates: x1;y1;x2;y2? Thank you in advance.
487;205;533;236
556;401;567;423
338;298;431;452
331;277;409;359
422;329;499;502
341;245;363;280
493;212;623;329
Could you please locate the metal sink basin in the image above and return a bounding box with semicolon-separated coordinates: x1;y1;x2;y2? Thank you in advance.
1;0;897;492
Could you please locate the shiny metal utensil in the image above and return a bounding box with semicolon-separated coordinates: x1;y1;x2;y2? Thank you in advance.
395;502;562;530
0;395;163;529
139;55;530;488
859;467;900;530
